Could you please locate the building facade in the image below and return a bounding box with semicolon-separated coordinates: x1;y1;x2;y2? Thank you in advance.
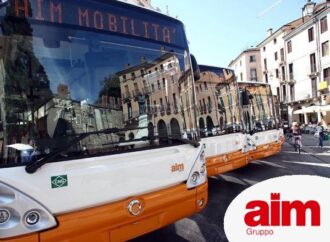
228;48;262;83
283;1;330;125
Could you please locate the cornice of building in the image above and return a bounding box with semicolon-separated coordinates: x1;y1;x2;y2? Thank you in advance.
256;18;306;48
228;48;260;68
284;6;330;41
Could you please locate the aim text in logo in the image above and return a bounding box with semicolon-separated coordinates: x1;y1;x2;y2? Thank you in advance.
245;193;321;227
51;175;68;189
171;163;184;172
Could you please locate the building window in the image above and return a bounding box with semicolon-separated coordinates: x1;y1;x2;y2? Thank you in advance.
159;98;163;111
265;74;268;83
124;85;129;93
290;85;295;102
282;85;286;102
324;67;330;84
280;48;284;62
240;73;243;81
311;78;317;97
264;58;267;70
276;69;279;78
127;102;132;119
250;69;257;81
289;63;294;80
274;52;278;61
249;55;256;62
204;82;208;90
134;82;138;92
287;41;292;53
263;46;266;52
321;16;328;34
162;78;166;88
310;53;316;73
157;80;161;90
281;66;286;81
153;100;157;113
322;41;329;57
274;38;277;44
173;93;177;107
277;87;280;99
240;60;242;66
308;27;314;42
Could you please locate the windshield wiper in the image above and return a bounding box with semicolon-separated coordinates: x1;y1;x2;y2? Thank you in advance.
163;137;200;148
25;127;146;174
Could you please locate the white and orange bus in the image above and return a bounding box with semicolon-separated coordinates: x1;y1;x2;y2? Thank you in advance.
195;65;249;176
0;0;207;241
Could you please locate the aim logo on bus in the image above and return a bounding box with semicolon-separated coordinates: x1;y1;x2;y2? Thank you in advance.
171;163;184;172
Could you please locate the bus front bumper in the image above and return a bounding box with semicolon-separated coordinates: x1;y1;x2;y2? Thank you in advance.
248;141;282;161
3;182;207;242
206;150;248;176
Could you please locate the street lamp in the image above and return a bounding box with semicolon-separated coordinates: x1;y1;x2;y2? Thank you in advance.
302;0;316;20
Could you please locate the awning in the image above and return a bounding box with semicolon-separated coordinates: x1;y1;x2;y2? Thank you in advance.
318;105;330;112
293;105;330;114
293;106;320;114
293;109;304;114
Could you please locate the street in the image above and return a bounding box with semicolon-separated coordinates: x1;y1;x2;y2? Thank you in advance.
132;134;330;242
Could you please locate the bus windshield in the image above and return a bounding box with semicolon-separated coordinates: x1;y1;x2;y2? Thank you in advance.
238;82;277;133
196;65;241;137
0;0;198;167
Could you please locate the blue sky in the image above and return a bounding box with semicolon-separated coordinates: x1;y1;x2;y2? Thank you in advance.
152;0;321;67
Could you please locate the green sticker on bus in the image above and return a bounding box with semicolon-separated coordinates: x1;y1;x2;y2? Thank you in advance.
51;175;68;189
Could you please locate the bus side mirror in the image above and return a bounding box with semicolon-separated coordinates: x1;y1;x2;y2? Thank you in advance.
190;54;200;81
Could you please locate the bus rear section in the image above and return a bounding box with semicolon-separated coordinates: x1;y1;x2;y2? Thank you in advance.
196;66;248;176
238;82;284;161
0;0;207;241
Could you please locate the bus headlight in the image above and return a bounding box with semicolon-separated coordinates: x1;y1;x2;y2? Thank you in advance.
25;211;40;226
190;172;200;184
187;145;207;189
0;182;57;239
0;209;10;224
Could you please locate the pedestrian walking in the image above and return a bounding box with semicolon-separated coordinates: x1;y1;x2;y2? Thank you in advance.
291;122;302;148
316;122;324;148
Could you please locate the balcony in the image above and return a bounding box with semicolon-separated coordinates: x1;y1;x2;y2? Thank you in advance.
173;104;179;114
279;60;285;66
166;104;172;115
142;86;151;95
319;80;329;92
208;104;213;114
287;73;296;85
122;91;132;102
160;106;166;116
152;107;158;117
132;89;142;97
309;64;319;77
281;96;289;104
